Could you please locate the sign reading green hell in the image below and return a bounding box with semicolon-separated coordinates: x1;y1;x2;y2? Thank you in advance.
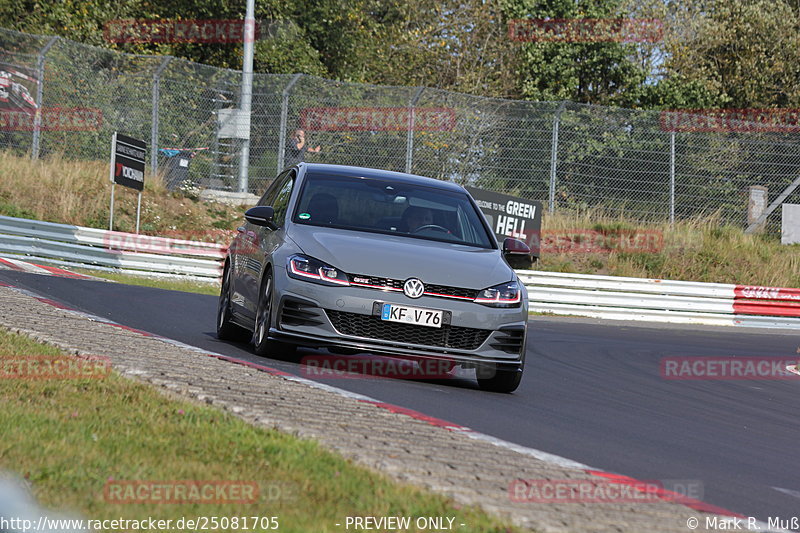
466;186;543;258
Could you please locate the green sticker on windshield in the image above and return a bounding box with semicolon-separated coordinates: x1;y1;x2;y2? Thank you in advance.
299;213;311;220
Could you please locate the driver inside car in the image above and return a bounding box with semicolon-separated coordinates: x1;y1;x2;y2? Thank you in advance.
401;206;435;232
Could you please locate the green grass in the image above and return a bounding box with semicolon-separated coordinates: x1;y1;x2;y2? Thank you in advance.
0;328;518;532
73;269;220;295
0;151;244;235
538;209;800;287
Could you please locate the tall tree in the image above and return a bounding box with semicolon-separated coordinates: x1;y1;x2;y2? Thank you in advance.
0;0;329;75
367;0;519;97
656;0;800;109
501;0;649;106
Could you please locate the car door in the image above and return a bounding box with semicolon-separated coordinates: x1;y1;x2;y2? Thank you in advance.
240;169;296;316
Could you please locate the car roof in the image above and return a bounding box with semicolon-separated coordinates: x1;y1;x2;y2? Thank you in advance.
297;163;466;193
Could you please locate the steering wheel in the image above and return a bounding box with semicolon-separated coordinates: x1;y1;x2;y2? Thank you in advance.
412;224;450;234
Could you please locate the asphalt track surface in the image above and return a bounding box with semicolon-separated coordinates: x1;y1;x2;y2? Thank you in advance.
2;270;799;528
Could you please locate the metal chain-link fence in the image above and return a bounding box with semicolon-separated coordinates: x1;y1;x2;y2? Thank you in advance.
3;26;800;229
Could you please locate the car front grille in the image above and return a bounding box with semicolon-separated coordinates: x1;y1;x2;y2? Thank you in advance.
423;283;478;299
349;274;479;300
326;310;491;351
349;275;404;290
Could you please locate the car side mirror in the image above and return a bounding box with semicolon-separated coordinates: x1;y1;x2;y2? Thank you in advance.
502;238;533;269
245;206;278;230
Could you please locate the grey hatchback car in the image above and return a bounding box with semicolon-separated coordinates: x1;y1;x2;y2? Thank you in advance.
217;163;531;392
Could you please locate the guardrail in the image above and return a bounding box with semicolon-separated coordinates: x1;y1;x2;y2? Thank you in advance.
0;215;225;281
1;215;797;329
518;270;800;329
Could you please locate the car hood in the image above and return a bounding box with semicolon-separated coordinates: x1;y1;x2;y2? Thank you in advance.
288;224;513;289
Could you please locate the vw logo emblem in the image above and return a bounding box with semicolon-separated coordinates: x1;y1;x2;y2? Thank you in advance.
403;278;425;299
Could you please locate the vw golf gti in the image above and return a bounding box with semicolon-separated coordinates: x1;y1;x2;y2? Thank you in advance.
217;163;531;392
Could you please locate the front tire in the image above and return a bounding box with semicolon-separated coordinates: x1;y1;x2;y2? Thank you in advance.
253;269;297;359
217;263;250;342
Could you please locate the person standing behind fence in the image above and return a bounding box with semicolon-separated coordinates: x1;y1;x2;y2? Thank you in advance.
285;129;320;167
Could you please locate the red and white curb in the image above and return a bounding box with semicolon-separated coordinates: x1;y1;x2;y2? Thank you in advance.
0;257;98;280
0;280;787;532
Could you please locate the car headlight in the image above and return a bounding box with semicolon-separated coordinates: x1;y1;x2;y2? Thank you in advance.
474;280;522;307
287;254;350;286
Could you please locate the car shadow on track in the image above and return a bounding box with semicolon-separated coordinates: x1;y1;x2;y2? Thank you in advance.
204;331;481;391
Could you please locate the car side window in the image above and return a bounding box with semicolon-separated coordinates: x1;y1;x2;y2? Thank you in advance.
271;174;295;227
258;169;292;207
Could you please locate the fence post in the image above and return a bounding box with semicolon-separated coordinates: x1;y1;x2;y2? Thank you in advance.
669;131;676;224
31;36;59;160
745;175;800;233
549;101;566;214
150;56;173;177
405;87;425;174
276;73;303;173
237;2;256;193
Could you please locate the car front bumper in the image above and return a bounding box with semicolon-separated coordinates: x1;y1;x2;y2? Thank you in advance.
270;274;528;367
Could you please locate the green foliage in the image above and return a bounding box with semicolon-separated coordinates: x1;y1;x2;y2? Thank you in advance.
501;0;650;106
639;77;718;110
3;0;800;113
364;0;519;97
0;195;35;219
0;0;134;45
656;0;800;109
253;34;327;76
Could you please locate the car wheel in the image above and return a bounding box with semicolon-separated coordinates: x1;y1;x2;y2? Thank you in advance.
253;269;297;358
476;363;523;393
217;263;250;342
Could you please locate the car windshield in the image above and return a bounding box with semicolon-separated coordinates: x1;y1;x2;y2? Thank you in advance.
292;173;495;249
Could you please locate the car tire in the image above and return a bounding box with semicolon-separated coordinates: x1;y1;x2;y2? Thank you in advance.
476;363;523;393
253;268;297;359
217;263;250;342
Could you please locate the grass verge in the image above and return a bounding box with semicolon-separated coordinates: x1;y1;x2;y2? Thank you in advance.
0;151;244;236
72;269;219;296
0;328;518;533
538;209;800;287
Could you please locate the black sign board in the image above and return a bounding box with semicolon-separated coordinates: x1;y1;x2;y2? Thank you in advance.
466;186;543;258
111;133;146;191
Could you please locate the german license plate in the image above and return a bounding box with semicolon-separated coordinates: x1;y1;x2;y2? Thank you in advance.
381;303;443;328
